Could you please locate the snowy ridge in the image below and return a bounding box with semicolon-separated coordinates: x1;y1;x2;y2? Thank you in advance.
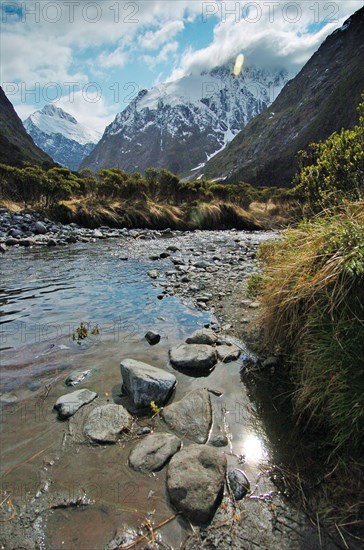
25;104;100;145
24;105;101;171
82;63;292;175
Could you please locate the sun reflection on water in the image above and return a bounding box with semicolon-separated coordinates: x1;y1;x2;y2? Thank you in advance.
242;434;267;463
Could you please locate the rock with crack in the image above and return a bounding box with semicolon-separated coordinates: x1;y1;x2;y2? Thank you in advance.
161;388;212;443
120;358;176;409
185;329;218;345
216;344;241;363
169;344;217;372
129;433;181;472
54;389;97;419
84;404;132;443
167;444;227;524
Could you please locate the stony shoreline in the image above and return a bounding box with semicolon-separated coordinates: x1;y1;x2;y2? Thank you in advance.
0;207;186;252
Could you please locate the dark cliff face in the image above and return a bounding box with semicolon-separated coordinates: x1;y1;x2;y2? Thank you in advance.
0;87;53;167
81;66;290;176
201;7;364;187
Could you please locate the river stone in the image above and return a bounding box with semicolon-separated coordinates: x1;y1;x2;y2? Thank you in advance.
227;469;250;500
147;270;159;279
169;344;217;371
84;404;132;443
167;444;227;524
216;344;241;363
145;331;161;345
54;389;97;419
5;237;18;246
209;434;229;447
34;221;47;234
129;433;181;472
65;369;92;387
161;388;212;443
185;329;218;345
120;358;176;409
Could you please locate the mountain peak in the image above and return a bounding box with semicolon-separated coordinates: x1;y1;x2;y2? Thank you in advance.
40;104;78;124
82;63;292;175
25;105;101;146
24;104;101;171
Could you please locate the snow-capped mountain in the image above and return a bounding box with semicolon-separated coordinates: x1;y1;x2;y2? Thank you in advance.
24;105;101;171
200;7;364;186
81;64;292;176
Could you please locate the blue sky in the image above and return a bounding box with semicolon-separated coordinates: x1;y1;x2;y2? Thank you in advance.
1;0;363;132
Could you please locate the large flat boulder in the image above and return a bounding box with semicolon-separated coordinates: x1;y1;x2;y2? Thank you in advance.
54;389;97;419
169;344;217;372
167;444;227;524
161;388;212;443
84;404;132;443
186;329;218;345
129;433;181;472
120;358;176;409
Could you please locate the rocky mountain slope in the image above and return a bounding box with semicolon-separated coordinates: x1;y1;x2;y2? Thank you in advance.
81;65;291;175
0;87;53;167
199;6;364;187
24;105;101;171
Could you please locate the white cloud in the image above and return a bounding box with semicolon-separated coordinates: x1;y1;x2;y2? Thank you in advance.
138;20;184;49
142;41;179;67
168;0;364;80
97;48;127;69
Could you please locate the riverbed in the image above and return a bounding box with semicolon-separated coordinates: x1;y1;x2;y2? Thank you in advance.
0;230;338;549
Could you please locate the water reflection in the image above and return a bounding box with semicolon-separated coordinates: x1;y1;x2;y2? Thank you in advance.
242;433;268;463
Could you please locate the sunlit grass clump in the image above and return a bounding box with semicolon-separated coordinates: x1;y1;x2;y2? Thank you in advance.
258;202;364;457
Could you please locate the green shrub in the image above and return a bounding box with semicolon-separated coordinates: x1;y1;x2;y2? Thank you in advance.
294;98;364;211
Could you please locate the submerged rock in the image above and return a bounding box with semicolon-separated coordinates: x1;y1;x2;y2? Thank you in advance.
169;343;217;371
84;404;132;443
54;389;97;419
209;433;229;447
65;369;91;386
227;468;250;500
185;328;218;345
120;358;176;409
161;388;212;443
167;444;227;524
144;331;161;345
129;433;181;472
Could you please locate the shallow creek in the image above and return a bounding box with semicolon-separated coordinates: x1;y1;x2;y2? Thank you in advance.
0;231;337;549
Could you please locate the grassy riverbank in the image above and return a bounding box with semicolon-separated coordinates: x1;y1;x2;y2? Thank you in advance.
247;203;364;544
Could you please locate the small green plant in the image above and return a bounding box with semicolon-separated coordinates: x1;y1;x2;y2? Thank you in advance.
72;322;100;344
150;401;161;415
246;274;266;298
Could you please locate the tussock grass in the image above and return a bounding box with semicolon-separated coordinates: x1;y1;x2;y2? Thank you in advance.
54;199;261;230
256;202;364;539
259;203;364;453
188;201;261;230
249;200;301;228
